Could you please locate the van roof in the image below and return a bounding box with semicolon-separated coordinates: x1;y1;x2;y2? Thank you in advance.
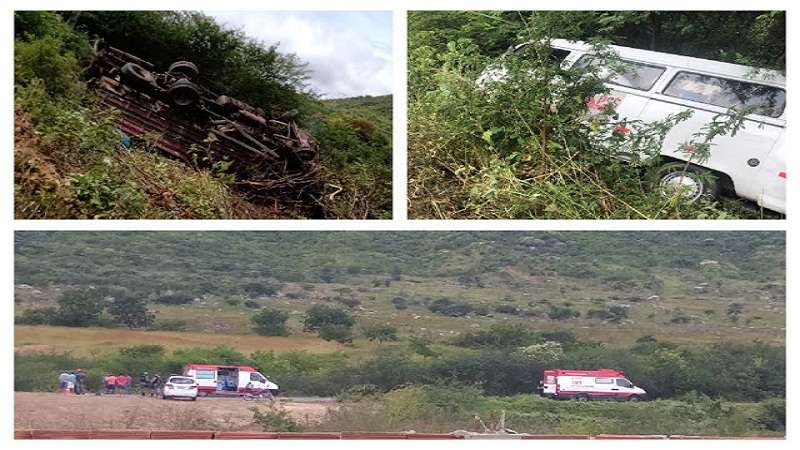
546;39;785;86
544;368;626;377
184;364;257;371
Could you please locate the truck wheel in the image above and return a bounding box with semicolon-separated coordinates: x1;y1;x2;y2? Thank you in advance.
120;63;155;88
628;395;641;402
168;61;199;80
167;79;201;107
655;162;719;202
576;394;589;402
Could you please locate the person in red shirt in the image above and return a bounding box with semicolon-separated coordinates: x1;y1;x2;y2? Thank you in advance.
105;374;117;394
117;374;130;395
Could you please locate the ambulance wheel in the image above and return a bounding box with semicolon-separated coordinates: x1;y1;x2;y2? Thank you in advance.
198;391;208;397
575;394;589;402
628;395;641;402
655;162;719;202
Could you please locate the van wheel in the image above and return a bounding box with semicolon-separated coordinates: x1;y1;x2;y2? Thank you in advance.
628;395;641;402
656;162;719;202
576;394;590;402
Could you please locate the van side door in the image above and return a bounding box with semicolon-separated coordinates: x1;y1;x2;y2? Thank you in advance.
637;70;785;204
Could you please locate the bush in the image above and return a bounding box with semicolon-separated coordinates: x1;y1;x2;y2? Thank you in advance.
15;34;86;97
547;304;580;320
251;404;303;432
391;297;409;310
363;324;399;343
15;307;58;325
303;304;355;332
154;293;195;305
318;324;353;343
244;300;261;309
251;308;290;336
753;398;785;431
428;298;473;317
242;282;278;298
148;319;188;332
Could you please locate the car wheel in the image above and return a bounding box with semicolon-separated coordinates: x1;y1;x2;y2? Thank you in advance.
191;397;197;401
167;79;201;107
576;394;590;402
628;395;641;402
655;162;719;202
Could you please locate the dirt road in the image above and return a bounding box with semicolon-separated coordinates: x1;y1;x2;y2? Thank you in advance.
15;392;335;431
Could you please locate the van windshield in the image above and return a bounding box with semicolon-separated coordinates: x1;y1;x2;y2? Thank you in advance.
616;378;633;388
663;71;785;118
575;55;665;91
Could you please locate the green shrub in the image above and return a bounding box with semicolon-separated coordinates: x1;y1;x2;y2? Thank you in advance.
15;307;58;325
251;404;303;432
753;398;785;432
251;308;290;336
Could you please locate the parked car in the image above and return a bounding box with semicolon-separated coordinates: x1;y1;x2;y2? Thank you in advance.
482;39;786;214
162;375;198;401
183;364;279;398
538;368;647;401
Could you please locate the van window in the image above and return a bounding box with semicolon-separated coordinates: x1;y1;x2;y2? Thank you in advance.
250;373;266;383
595;378;613;384
616;378;633;388
663;72;785;118
195;370;215;380
575;55;665;91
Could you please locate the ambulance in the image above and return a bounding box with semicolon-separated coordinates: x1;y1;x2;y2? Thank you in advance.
182;364;279;397
539;368;647;401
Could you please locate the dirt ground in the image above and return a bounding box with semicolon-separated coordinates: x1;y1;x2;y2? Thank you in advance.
15;392;335;431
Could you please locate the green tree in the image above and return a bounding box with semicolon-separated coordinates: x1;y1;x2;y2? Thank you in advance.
252;308;290;336
107;294;154;328
53;288;105;327
303;304;355;332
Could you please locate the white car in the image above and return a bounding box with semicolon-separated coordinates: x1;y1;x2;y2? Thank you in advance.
162;376;198;401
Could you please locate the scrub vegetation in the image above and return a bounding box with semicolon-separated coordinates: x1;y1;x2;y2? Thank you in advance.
14;231;785;435
14;11;391;219
407;11;785;219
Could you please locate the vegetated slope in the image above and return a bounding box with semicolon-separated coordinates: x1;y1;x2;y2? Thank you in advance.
13;11;391;219
15;231;785;345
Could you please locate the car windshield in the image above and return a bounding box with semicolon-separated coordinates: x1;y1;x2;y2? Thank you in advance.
170;377;194;384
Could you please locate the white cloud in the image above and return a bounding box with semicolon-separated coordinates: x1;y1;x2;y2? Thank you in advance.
208;11;392;99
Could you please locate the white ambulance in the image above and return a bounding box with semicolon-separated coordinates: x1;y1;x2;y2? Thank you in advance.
539;368;647;401
485;39;787;214
183;364;279;397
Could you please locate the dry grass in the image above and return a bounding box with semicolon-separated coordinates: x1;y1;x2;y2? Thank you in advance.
14;326;342;356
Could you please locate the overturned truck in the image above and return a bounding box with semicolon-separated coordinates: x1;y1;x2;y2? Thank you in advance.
89;46;321;214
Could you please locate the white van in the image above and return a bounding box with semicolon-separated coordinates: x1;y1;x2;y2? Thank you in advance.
498;39;786;213
539;368;647;401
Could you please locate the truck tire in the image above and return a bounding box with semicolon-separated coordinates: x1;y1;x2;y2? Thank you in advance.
120;63;155;89
655;162;720;202
167;79;201;107
168;61;199;80
575;394;589;402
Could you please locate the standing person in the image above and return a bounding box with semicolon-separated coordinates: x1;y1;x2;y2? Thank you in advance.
105;373;117;395
122;373;132;395
150;374;162;397
139;372;150;396
75;369;87;395
66;371;77;394
58;371;69;393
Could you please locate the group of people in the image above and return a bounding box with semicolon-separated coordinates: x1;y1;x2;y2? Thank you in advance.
57;369;87;394
56;370;164;396
102;373;134;394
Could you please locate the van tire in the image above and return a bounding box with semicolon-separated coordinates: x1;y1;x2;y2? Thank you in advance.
655;162;720;202
575;394;590;402
628;395;641;402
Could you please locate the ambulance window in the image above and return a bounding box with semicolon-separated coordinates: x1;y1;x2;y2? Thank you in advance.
195;370;214;380
575;55;665;91
250;373;266;383
663;71;785;118
616;378;633;388
595;378;613;384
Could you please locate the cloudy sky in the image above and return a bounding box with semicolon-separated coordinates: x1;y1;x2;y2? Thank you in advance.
208;11;392;99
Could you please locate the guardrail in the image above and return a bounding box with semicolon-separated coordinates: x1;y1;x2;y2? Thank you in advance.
14;430;784;440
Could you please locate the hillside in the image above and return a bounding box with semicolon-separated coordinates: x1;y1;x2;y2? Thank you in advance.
15;231;785;346
14;11;392;219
